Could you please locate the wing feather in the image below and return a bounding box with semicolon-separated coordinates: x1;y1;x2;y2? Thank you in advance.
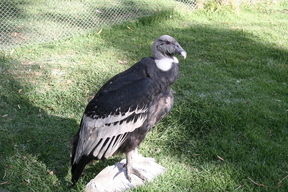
72;58;157;164
73;105;149;163
104;133;127;159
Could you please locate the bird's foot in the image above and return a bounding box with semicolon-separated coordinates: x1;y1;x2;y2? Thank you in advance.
124;163;147;182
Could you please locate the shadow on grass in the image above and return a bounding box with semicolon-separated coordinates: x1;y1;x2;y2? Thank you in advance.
0;58;79;190
0;58;127;191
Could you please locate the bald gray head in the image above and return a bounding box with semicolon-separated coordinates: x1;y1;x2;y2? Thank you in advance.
152;35;187;60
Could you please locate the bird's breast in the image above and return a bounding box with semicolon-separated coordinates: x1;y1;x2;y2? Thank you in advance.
147;92;174;128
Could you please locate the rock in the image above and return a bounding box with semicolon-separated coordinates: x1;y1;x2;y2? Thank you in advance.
85;155;166;192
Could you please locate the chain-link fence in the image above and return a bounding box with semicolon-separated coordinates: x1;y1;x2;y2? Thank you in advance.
0;0;278;50
0;0;198;50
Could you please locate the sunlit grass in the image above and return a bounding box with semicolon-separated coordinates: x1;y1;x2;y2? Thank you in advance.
1;1;288;191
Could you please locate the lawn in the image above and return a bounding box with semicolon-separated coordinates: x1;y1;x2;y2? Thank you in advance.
0;1;287;192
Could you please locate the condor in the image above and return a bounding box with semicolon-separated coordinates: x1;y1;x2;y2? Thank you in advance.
71;35;186;184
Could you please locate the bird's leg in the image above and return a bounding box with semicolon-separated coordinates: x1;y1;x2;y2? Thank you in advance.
125;148;147;181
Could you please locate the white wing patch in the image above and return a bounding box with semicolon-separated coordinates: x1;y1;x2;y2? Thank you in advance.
73;107;147;164
155;56;178;71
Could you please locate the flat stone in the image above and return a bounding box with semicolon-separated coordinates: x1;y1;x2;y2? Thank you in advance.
85;155;166;192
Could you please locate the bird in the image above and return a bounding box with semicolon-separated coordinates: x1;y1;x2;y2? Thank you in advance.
71;35;187;184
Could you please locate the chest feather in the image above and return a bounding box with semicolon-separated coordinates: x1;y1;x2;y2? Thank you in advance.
155;57;179;71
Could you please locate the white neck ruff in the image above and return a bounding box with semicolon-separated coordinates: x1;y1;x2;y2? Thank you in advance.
155;56;178;71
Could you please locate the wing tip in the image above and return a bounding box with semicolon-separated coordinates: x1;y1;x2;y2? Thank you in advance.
71;155;93;184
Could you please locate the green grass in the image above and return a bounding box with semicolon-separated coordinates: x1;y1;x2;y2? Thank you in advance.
1;1;288;192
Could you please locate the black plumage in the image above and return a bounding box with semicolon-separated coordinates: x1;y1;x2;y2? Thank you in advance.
71;35;186;184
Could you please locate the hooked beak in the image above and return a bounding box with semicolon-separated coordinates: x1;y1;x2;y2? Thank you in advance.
176;43;187;59
180;50;187;59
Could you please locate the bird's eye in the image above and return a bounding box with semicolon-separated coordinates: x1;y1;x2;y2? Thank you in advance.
166;42;170;45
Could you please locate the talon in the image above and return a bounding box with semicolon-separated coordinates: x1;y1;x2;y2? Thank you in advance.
125;164;147;181
127;174;132;182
